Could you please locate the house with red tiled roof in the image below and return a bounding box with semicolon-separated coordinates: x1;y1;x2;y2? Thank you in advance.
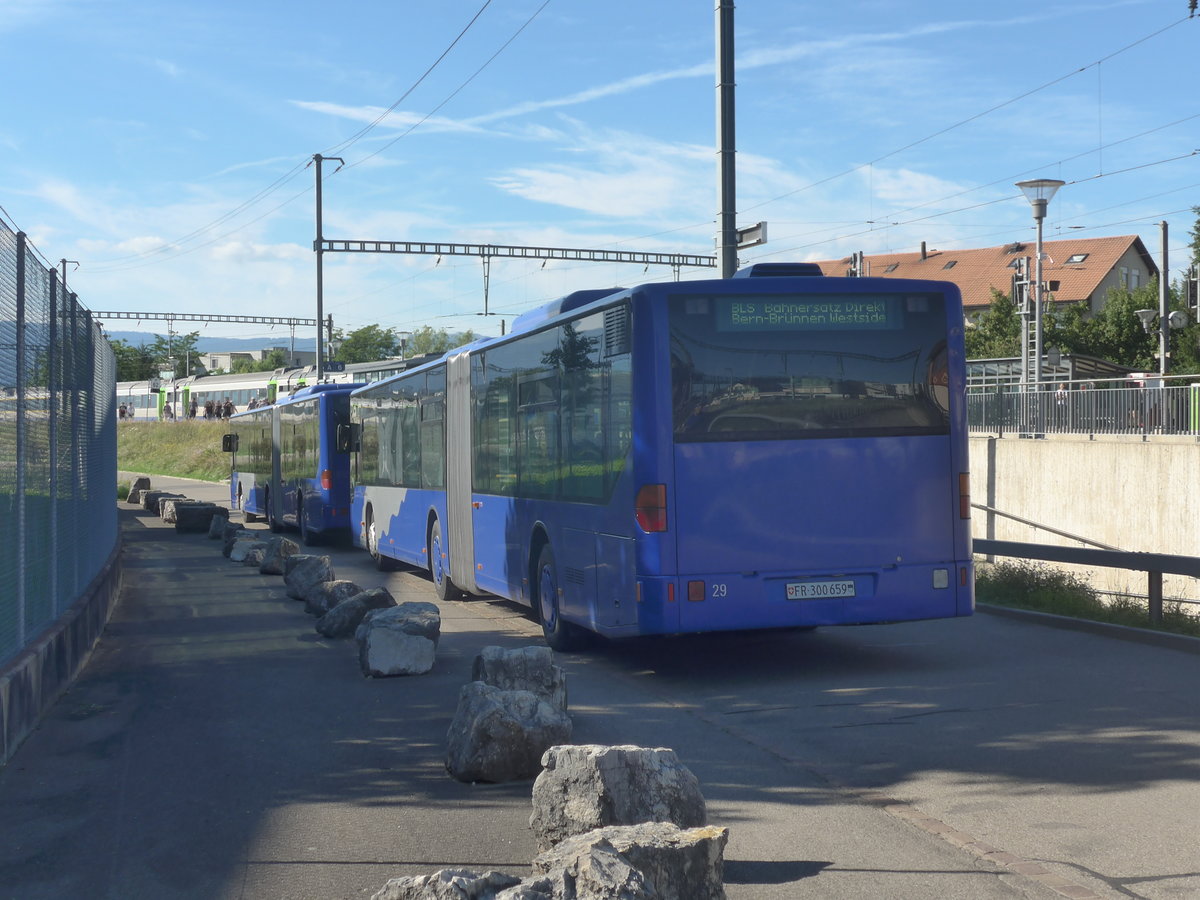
812;235;1157;319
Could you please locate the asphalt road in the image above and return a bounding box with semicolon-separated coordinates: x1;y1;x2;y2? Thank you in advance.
1;475;1197;899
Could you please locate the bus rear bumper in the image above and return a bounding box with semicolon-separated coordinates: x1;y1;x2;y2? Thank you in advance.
630;563;974;635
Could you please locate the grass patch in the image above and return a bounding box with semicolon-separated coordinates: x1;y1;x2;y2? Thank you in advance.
117;480;130;501
977;560;1200;638
117;420;231;482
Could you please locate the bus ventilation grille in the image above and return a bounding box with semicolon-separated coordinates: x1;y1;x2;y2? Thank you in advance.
604;306;631;357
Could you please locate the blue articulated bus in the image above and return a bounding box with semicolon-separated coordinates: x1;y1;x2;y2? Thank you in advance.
225;383;365;544
350;264;973;649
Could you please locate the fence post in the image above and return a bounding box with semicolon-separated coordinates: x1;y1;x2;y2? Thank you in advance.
15;232;27;645
1148;571;1163;625
47;268;59;615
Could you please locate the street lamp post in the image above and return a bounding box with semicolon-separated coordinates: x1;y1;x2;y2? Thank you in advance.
1015;179;1065;390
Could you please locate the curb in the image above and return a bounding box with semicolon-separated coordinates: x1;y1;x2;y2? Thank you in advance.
978;602;1200;655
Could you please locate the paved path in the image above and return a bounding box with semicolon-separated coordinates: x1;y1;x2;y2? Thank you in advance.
4;475;1197;899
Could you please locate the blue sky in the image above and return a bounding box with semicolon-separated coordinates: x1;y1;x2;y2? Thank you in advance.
2;0;1197;347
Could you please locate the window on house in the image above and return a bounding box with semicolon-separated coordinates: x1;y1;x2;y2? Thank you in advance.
884;263;899;273
1066;253;1088;264
942;260;957;270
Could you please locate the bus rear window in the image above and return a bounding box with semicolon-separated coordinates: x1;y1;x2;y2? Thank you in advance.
669;292;951;441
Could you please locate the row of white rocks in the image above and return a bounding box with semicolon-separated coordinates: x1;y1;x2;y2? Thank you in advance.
131;479;729;899
211;519;444;676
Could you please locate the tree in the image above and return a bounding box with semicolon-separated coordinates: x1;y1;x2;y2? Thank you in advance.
1189;205;1200;267
332;324;401;364
144;331;201;378
1047;279;1200;375
109;338;157;381
230;349;288;374
406;325;479;357
964;288;1021;359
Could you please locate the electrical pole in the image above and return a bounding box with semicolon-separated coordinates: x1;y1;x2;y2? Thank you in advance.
716;0;737;278
313;153;343;381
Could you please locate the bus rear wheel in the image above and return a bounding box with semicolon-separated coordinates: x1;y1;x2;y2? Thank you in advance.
298;495;322;546
429;518;465;601
535;543;584;652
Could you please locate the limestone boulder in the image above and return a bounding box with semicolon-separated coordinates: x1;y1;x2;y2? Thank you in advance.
208;509;232;539
142;490;183;513
222;521;250;556
230;538;268;564
356;602;441;677
175;502;226;533
258;536;301;575
126;476;151;505
530;745;706;853
445;682;572;784
471;645;567;711
316;587;396;639
529;822;728;900
303;579;364;617
284;555;335;600
371;869;521;900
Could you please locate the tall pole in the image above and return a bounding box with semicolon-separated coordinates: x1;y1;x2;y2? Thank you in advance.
1159;220;1169;377
313;154;343;381
716;0;737;278
314;153;325;381
1015;179;1064;389
1033;203;1045;387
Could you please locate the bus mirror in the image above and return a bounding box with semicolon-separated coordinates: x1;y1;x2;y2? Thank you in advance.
337;423;361;453
222;433;238;453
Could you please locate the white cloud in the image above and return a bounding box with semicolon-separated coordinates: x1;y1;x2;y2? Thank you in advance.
210;241;308;262
290;100;486;135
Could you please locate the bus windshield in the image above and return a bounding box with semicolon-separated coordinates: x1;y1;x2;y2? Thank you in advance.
670;291;950;441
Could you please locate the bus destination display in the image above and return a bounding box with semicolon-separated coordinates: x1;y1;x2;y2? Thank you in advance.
715;296;901;332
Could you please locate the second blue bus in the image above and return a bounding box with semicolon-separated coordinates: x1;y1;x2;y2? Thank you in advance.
225;383;364;544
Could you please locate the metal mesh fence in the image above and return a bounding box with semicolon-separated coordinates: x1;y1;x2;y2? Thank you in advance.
0;218;117;669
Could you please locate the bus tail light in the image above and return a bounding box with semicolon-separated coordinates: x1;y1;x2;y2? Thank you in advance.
635;484;667;533
321;468;333;491
959;473;970;519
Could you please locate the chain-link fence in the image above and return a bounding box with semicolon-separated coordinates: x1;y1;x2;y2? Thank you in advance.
0;218;117;670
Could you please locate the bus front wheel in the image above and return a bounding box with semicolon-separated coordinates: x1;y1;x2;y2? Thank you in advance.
429;519;465;601
535;543;584;652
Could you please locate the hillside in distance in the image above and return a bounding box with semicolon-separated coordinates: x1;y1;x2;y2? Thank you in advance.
104;330;317;352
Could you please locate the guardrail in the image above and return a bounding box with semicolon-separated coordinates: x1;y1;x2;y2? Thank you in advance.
968;379;1200;438
974;538;1200;626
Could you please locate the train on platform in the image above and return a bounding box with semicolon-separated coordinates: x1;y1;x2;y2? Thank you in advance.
115;356;437;420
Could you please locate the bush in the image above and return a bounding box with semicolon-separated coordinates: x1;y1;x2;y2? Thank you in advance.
977;560;1200;637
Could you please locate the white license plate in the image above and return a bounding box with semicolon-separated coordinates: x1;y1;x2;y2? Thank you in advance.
786;579;855;600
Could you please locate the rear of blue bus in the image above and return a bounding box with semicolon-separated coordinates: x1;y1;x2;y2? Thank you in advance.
630;275;973;635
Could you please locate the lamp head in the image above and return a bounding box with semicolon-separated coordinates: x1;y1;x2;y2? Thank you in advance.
1016;179;1066;220
1135;309;1157;333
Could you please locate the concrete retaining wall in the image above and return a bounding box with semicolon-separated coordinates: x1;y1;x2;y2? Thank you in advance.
971;434;1200;601
0;537;122;767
